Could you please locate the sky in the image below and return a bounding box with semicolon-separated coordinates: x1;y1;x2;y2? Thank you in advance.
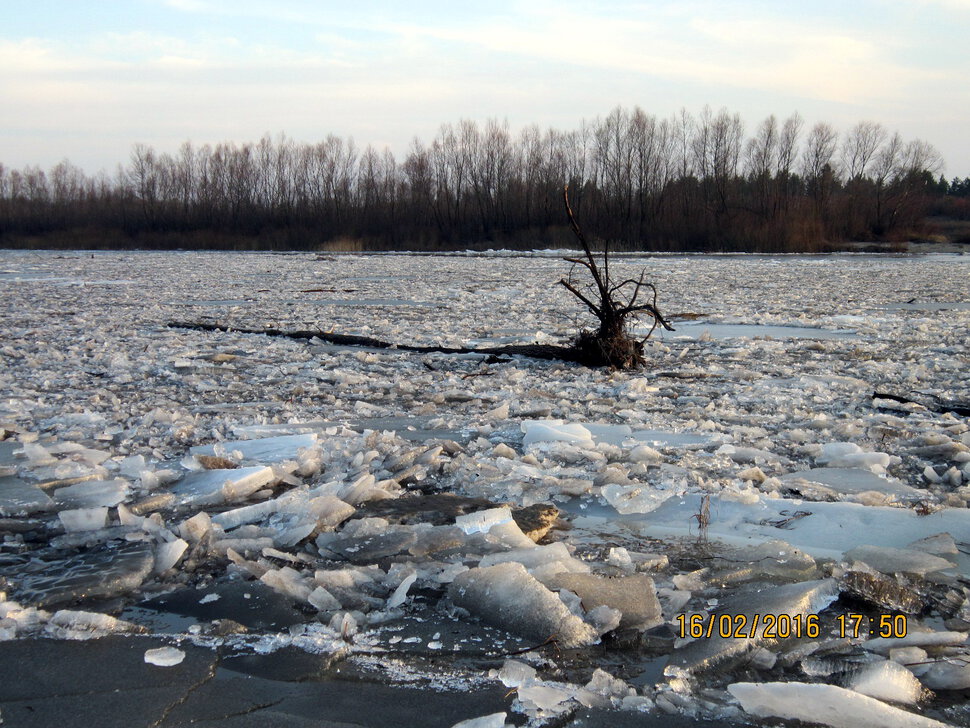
2;0;969;178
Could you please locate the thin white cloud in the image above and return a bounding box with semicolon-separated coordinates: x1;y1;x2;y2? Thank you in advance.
2;0;968;173
895;0;970;9
366;6;944;105
162;0;212;12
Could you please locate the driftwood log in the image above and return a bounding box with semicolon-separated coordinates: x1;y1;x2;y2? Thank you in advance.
873;391;970;417
167;321;586;363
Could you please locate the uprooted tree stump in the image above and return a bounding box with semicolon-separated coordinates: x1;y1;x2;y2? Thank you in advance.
558;186;674;369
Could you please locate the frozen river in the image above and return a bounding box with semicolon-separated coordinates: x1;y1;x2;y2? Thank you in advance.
0;249;969;727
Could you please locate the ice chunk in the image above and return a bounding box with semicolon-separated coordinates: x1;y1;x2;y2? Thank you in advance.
492;443;516;459
408;525;467;558
907;532;959;555
0;475;54;516
630;429;709;448
516;684;574;713
848;660;924;704
585;668;633;699
154;538;188;573
449;713;508;728
839;569;925;614
544;573;662;630
728;681;949;728
480;542;588;573
486;520;537;548
308;586;342;612
712;539;818;583
53;479;129;508
845;545;953;576
495;659;536;687
46;610;144;639
211;499;279;529
890;646;928;666
817;442;896;472
667;579;838;674
864;630;967;654
449;563;598;648
144;646;186;667
781;468;920;499
179;512;211;542
585;604;622;634
211;537;274;557
118;454;147;478
628;444;662;463
631;492;970;564
59;507;108;532
521;420;594;447
308;495;356;529
191;433;318;463
601;483;672;514
916;655;970;690
606;547;634;571
339;517;390;538
717;444;787;465
455;506;513;534
595;466;631;487
170;466;275;506
386;571;417;608
260;566;313;601
340;473;400;504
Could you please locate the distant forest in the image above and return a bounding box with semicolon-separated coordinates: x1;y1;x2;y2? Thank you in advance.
2;106;968;252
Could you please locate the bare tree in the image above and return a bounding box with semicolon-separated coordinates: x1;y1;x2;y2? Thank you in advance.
841;121;886;180
802;122;839;210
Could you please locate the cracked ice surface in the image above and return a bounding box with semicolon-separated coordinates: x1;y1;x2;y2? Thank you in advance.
0;250;969;727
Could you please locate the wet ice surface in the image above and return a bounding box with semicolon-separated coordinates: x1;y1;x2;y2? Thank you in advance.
0;250;969;726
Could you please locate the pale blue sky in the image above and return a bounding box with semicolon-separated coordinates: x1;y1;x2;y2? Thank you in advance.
2;0;968;176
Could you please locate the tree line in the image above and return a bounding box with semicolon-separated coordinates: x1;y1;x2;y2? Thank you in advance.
0;106;959;252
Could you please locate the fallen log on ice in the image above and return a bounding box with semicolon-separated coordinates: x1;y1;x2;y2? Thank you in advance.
167;321;586;364
873;391;970;417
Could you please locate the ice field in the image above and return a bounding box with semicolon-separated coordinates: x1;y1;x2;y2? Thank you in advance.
0;249;968;727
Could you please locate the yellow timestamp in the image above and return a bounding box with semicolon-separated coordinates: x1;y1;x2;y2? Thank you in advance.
676;613;821;640
836;613;908;639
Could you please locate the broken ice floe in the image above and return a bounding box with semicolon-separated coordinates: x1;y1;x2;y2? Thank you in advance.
844;544;955;576
0;475;53;516
52;478;130;508
45;609;145;640
190;433;319;464
449;563;599;648
845;660;925;704
449;713;510;728
169;466;276;507
2;251;969;725
14;541;155;609
144;645;186;666
666;579;839;674
623;492;970;572
781;467;924;501
728;681;950;728
543;572;662;630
